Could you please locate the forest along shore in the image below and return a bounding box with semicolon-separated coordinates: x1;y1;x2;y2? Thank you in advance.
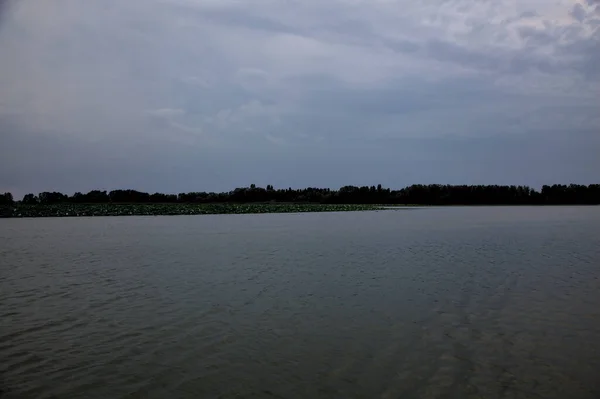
1;184;599;218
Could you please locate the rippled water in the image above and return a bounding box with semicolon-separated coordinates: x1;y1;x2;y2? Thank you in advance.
2;207;600;398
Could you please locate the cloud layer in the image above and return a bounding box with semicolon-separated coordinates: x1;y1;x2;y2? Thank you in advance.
1;0;599;196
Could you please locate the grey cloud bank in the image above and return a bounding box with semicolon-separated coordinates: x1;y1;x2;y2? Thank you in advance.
1;0;598;197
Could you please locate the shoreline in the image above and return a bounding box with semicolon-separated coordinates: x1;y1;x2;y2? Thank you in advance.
2;203;597;218
0;203;386;218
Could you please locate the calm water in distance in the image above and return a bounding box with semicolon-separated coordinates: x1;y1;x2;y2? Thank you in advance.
1;207;600;398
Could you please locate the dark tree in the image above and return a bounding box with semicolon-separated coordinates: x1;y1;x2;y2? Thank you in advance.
149;193;177;203
109;190;150;203
38;192;69;204
22;194;39;204
0;192;13;205
71;190;110;203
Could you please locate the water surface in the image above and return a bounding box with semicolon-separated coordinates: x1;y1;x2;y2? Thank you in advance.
2;207;600;398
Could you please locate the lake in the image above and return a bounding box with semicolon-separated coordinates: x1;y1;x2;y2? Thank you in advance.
1;207;600;398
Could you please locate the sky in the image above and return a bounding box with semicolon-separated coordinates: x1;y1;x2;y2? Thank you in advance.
0;0;599;197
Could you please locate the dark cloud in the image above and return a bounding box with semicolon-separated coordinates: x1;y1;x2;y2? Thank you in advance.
582;0;600;14
382;38;420;54
426;38;566;75
556;31;600;78
519;11;539;19
182;7;301;36
0;0;599;195
570;3;587;21
517;26;555;44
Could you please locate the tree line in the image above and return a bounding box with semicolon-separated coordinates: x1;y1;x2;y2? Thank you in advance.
1;184;599;206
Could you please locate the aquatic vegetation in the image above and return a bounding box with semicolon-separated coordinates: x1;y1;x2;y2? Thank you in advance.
1;203;384;218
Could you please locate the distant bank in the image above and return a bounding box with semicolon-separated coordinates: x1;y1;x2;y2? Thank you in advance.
1;184;599;217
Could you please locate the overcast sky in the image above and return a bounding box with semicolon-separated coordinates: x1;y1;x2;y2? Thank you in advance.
1;0;599;197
